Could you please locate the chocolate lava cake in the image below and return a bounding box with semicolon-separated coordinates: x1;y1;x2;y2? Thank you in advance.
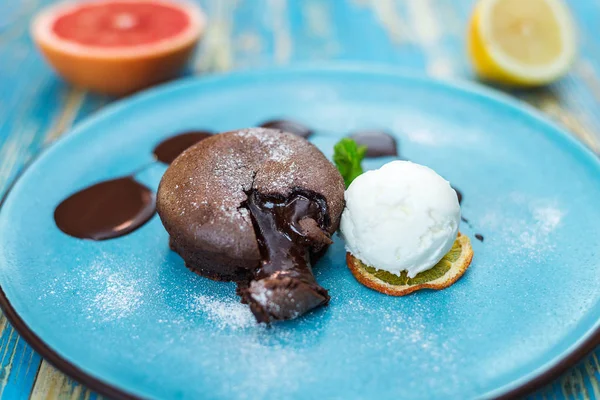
156;128;345;322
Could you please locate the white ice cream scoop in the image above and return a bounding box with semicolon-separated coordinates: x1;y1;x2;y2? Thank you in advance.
340;160;460;278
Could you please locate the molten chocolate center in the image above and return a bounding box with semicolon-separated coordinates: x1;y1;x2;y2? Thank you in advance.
239;191;331;323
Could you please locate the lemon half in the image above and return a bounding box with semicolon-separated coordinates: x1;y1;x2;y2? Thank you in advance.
468;0;576;86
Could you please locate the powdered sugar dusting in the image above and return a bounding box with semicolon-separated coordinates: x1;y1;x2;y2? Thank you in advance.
213;149;248;188
533;205;563;234
404;129;440;146
519;204;564;253
249;285;270;306
207;129;302;220
190;294;255;330
92;270;144;321
39;259;147;323
328;292;466;395
261;161;298;192
481;196;565;260
232;337;310;398
233;129;306;194
382;306;459;386
234;128;294;163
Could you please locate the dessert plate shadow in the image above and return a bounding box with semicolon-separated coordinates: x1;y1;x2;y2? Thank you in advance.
1;65;600;400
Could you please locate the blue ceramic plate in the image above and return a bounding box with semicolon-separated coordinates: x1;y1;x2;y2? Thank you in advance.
1;65;600;400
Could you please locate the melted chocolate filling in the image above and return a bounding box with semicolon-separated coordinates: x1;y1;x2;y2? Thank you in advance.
349;130;398;158
260;119;313;139
54;177;155;240
153;131;213;164
238;191;331;323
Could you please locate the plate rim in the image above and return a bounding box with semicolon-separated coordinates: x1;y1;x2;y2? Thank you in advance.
1;63;599;400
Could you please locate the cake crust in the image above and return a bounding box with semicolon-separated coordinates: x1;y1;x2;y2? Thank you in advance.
157;128;345;281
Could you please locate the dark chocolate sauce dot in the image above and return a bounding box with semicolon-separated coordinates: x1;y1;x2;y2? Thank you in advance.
475;234;484;242
260;119;313;139
54;177;155;240
453;187;463;204
349;130;398;158
153;131;213;164
460;215;474;229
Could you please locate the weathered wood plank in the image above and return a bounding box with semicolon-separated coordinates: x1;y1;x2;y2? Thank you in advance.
344;0;425;67
0;3;100;399
585;353;600;399
404;0;457;78
268;0;292;65
43;88;86;145
193;0;235;73
229;0;273;69
0;315;39;399
30;362;101;400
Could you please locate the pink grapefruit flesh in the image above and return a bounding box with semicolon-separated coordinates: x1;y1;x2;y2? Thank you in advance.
32;0;206;96
52;2;190;47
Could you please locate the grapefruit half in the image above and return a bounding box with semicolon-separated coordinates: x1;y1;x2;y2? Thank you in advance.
32;0;206;96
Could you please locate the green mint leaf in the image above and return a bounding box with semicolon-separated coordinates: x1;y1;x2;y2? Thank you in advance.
333;138;367;187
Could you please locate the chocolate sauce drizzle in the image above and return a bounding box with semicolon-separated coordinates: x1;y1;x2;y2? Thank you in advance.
456;190;484;242
54;177;155;240
349;130;398;158
153;131;212;164
260;119;313;139
55;131;210;240
238;191;331;323
454;187;463;204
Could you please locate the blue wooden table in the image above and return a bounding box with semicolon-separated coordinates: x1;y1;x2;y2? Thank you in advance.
1;0;600;398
